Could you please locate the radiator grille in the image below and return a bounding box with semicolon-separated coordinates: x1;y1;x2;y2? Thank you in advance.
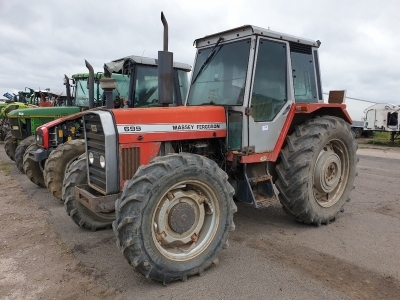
84;114;106;192
120;147;140;181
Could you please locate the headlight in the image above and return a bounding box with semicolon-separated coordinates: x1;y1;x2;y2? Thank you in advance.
36;130;44;146
88;152;94;164
99;155;105;168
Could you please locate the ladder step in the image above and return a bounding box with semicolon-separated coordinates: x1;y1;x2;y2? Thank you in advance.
253;191;280;209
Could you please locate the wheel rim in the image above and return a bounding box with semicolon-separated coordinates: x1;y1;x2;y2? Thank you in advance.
313;140;349;207
151;180;220;261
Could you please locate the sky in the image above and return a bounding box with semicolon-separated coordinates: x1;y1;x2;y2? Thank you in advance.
1;0;399;105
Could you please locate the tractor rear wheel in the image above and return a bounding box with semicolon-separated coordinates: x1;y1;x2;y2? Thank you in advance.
23;142;46;187
44;139;85;201
4;132;17;161
113;153;236;284
15;136;36;173
275;116;358;225
63;154;114;230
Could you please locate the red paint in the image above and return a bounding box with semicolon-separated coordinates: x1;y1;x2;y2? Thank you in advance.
228;103;352;163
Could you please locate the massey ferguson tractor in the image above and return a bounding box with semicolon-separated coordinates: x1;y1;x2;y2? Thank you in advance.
62;14;357;283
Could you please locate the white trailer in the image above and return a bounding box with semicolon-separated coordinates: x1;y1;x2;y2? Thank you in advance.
364;103;400;141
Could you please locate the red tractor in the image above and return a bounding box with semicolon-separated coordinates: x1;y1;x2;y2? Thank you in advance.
63;14;357;283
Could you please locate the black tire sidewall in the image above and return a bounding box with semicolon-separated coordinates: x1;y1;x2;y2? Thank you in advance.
64;156;115;229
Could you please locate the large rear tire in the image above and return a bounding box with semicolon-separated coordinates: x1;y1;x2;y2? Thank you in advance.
63;154;115;230
4;132;17;161
275;116;358;225
23;142;46;187
15;136;36;173
44;139;85;201
113;153;236;284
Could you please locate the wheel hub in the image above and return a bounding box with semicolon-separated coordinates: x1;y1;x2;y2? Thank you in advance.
168;202;196;233
314;149;341;193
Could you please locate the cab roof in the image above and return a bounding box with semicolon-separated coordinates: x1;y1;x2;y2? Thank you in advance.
104;55;192;75
194;25;320;48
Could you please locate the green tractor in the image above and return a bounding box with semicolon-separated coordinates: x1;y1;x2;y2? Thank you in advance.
0;90;37;141
4;73;126;173
24;56;190;199
20;61;130;186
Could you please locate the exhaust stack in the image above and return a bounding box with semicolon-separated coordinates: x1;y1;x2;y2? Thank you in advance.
158;12;174;106
85;60;95;109
64;75;72;106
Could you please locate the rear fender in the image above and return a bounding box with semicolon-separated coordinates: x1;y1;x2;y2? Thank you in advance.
228;103;352;163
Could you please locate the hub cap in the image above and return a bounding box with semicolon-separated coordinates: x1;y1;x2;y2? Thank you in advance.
152;181;219;261
313;141;349;208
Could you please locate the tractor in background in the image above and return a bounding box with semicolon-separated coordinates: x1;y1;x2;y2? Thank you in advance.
0;89;38;141
26;56;190;199
19;66;130;186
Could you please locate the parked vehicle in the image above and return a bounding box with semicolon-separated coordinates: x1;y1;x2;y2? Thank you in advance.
63;14;357;283
26;57;190;198
364;103;399;142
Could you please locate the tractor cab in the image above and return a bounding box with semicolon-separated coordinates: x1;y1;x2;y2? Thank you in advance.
70;72;132;109
187;25;329;154
103;55;190;107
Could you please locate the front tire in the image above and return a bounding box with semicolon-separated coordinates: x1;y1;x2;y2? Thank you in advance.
23;143;46;187
4;132;17;161
15;136;36;173
113;153;236;284
275;116;357;225
44;139;85;201
63;154;115;230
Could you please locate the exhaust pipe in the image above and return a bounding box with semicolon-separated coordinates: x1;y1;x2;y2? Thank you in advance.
158;12;173;106
64;75;72;106
85;60;94;109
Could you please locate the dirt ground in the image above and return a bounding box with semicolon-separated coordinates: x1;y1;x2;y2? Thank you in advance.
1;140;400;299
0;156;121;299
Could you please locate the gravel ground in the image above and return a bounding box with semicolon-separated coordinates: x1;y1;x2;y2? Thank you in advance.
0;140;400;299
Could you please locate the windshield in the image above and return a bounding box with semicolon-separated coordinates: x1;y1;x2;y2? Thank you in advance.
75;78;104;107
75;78;103;107
187;39;251;106
177;69;189;102
114;74;130;107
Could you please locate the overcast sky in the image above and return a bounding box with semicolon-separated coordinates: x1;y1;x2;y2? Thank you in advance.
1;0;399;105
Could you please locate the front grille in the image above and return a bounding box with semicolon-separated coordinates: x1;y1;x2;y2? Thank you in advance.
84;114;106;192
120;146;140;181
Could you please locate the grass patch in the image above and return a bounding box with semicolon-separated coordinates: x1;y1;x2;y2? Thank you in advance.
365;131;400;147
0;160;10;175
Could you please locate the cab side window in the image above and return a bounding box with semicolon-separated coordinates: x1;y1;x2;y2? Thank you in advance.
251;39;287;122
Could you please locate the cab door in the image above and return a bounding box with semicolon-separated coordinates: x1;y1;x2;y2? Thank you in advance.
247;37;292;153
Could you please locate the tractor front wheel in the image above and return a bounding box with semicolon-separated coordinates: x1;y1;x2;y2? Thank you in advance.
23;142;46;187
63;154;114;230
15;136;36;173
4;132;17;161
44;139;85;201
113;153;236;284
275;116;358;225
